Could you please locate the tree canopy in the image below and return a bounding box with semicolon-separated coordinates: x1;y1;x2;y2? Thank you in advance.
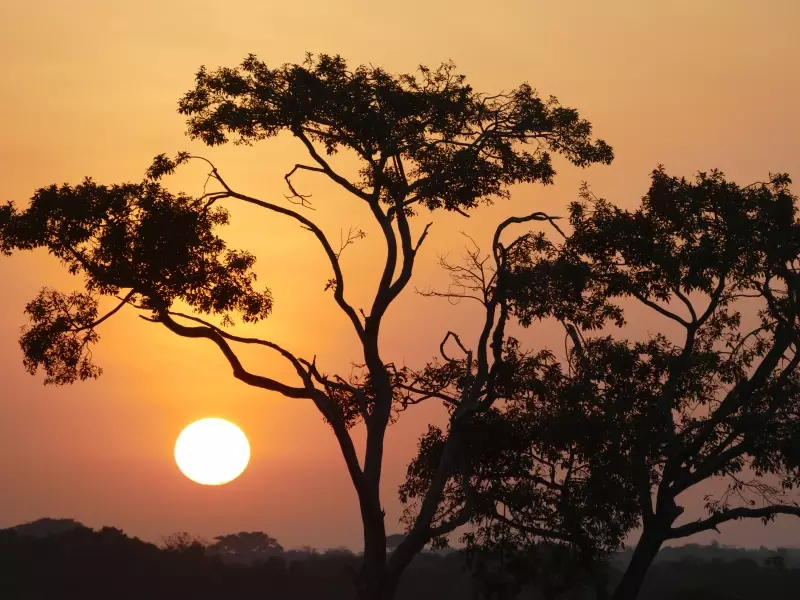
0;53;614;600
3;50;798;600
401;167;800;600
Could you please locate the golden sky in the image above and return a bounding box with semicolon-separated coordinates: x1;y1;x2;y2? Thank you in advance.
1;0;799;550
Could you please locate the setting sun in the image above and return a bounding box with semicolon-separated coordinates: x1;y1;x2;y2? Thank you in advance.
174;418;251;486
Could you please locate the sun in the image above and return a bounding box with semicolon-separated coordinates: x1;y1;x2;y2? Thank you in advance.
174;418;251;485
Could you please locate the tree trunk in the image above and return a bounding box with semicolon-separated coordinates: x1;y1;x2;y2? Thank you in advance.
355;546;399;600
354;483;397;600
610;529;664;600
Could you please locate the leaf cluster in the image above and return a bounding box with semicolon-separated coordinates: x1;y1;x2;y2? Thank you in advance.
1;179;271;383
178;53;613;213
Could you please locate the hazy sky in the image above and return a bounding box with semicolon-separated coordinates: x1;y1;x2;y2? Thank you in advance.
1;0;799;550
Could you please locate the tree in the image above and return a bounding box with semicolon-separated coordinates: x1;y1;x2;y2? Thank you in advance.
162;532;209;559
207;531;284;564
0;53;612;600
397;233;634;599
405;167;800;600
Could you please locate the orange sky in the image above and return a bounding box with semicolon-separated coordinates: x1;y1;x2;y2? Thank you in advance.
1;0;800;550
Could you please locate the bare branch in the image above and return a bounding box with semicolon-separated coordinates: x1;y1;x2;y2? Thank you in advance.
188;156;366;340
493;211;565;254
335;226;367;260
292;130;373;202
166;311;311;386
668;504;800;539
440;331;470;362
152;312;312;399
414;222;433;252
416;287;486;306
79;290;136;331
284;163;325;209
396;382;460;409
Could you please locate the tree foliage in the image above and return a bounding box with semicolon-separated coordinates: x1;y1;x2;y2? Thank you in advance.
178;53;612;213
0;53;614;600
207;532;284;563
400;166;800;599
0;179;271;384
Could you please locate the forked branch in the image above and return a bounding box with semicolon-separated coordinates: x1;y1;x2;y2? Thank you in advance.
189;156;366;339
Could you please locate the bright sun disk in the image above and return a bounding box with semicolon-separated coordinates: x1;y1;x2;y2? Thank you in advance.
174;418;250;485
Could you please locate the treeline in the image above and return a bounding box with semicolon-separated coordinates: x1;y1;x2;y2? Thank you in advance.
614;541;800;570
1;520;800;599
0;524;471;600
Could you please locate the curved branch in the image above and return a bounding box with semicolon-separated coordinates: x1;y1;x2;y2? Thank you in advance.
152;311;366;494
292;130;373;201
383;200;420;307
153;312;312;399
71;290;136;332
166;311;312;386
440;331;470;362
696;275;727;327
284;163;325;208
492;211;565;257
668;504;800;539
193;157;365;340
368;201;400;324
673;288;698;322
396;382;460;408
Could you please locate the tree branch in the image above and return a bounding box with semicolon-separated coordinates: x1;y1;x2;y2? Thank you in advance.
668;504;800;539
440;331;471;362
153;312;312;399
195;157;365;340
166;311;312;386
75;290;136;332
292;130;373;201
628;288;692;328
491;509;581;545
155;311;366;497
493;211;565;252
284;163;325;208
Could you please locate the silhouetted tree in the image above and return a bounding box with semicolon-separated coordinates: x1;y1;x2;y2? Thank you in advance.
208;531;284;564
7;517;89;538
765;554;787;572
403;167;800;600
0;53;612;600
162;532;209;558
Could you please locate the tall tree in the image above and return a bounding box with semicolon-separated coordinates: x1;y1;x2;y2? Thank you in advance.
405;167;800;600
0;53;612;600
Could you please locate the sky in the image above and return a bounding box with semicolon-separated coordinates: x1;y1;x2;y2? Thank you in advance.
1;0;799;551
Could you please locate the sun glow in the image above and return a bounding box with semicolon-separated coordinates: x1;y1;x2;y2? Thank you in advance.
174;418;251;485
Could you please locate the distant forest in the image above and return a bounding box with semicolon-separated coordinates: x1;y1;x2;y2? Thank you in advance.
1;518;798;600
